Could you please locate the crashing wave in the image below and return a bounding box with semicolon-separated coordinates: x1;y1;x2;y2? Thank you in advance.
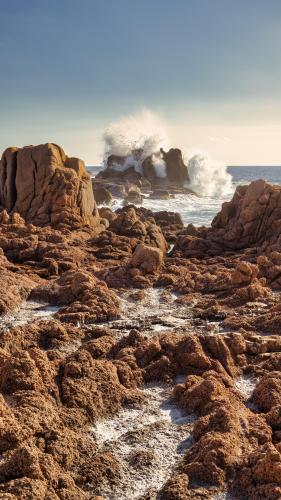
101;110;234;197
187;154;234;198
103;110;169;171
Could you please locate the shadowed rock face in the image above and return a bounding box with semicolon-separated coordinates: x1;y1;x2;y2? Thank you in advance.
160;148;190;185
0;143;99;227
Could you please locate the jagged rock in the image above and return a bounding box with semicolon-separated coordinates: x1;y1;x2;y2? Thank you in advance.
30;270;120;324
0;250;36;315
160;148;189;185
0;143;99;227
97;147;189;189
108;206;168;252
173;180;281;257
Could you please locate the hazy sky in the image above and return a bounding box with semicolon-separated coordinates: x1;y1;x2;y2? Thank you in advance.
0;0;281;165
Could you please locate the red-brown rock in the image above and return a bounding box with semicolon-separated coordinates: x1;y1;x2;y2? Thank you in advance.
0;143;99;228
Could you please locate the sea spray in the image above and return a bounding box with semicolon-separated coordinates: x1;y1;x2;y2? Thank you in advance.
152;153;167;178
188;153;234;198
102;110;234;197
103;109;169;163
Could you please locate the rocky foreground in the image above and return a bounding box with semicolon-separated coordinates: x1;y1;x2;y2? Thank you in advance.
0;144;281;499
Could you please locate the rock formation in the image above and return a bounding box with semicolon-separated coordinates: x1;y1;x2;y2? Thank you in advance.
0;143;99;227
173;179;281;258
160;147;190;185
96;147;190;195
0;173;281;498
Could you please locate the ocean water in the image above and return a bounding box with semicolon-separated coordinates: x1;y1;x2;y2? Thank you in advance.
88;166;281;227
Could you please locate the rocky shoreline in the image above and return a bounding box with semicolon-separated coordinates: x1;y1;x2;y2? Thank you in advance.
0;144;280;499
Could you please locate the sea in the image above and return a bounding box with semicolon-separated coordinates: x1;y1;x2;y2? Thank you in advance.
88;166;281;227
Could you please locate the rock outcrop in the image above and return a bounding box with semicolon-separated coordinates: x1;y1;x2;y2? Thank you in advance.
31;270;120;324
96;147;189;190
0;250;36;315
0;143;99;227
160;148;190;185
174;180;281;257
108;206;168;253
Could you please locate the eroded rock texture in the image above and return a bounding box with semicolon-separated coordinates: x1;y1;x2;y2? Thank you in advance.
0;176;281;498
0;143;99;227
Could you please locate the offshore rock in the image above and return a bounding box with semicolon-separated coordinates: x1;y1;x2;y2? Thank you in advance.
97;147;189;188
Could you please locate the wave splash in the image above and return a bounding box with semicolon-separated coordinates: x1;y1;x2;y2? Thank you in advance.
188;154;234;198
102;110;234;198
103;109;169;161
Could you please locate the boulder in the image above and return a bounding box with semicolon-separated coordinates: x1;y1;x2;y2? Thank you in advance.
0;143;99;227
92;182;113;205
130;243;163;273
109;206;168;252
149;189;172;200
106;183;127;198
125;207;183;243
123;187;143;206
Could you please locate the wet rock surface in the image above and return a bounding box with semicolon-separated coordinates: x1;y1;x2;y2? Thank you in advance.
0;175;281;498
97;146;189;190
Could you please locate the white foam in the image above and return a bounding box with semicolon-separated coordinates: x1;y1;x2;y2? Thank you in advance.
103;288;190;335
93;384;195;499
109;191;231;226
187;153;234;198
234;375;258;399
103;110;169;172
152;153;167;177
0;301;59;330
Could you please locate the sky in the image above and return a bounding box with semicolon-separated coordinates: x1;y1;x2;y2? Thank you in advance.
0;0;281;165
